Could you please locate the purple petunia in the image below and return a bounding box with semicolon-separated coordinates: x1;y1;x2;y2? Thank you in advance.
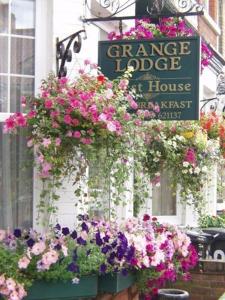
27;238;35;248
13;229;22;238
62;227;70;236
67;262;80;273
100;263;107;274
70;230;77;239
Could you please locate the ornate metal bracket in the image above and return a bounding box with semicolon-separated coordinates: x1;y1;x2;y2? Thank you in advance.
200;71;225;113
56;30;86;78
82;0;204;23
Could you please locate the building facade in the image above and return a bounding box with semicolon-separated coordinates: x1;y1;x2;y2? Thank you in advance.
0;0;224;230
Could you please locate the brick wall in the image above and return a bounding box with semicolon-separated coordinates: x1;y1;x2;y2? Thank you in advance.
209;0;218;21
96;286;139;300
198;16;218;48
168;261;225;300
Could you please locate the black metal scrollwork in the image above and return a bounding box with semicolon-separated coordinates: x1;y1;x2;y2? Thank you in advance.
82;0;204;23
56;30;86;78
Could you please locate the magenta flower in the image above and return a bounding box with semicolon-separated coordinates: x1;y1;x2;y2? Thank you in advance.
184;148;196;166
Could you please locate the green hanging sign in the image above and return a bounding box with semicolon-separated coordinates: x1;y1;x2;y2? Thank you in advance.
98;36;200;120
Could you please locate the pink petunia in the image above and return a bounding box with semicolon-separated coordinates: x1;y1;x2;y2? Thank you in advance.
42;138;51;148
64;115;72;125
44;99;53;109
73;131;81;138
18;256;30;269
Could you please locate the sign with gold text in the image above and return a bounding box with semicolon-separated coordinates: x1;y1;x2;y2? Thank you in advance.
98;36;200;120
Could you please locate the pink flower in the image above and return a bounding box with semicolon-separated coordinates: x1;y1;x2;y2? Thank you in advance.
73;131;81;138
107;121;117;132
17;284;27;299
81;137;93;144
37;153;44;163
184;148;196;166
59;77;68;85
134;119;142;126
31;241;46;255
18;256;30;269
66;131;73;137
27;139;33;148
52;122;59;128
27;110;36;119
6;278;16;291
118;79;129;90
72;119;80;126
130;100;138;110
41;250;59;268
123;113;131;121
84;59;91;65
0;229;6;241
44;99;53;109
42;138;51;148
21;96;26;107
4;117;15;132
55;138;61;146
105;89;114;99
64;115;72;125
70;99;80;108
0;274;5;285
57;98;65;106
50;110;60;118
9;291;20;300
42;162;52;172
98;113;108;122
16;113;27;127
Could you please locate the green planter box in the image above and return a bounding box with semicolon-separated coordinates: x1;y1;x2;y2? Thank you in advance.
24;275;98;300
98;272;135;294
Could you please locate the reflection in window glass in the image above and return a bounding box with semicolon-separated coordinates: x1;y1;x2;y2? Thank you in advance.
0;36;8;73
10;76;34;112
11;37;34;75
0;76;8;112
0;124;33;229
11;0;35;36
0;1;8;33
152;170;176;216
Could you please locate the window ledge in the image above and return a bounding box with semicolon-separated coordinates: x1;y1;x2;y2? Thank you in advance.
201;9;221;35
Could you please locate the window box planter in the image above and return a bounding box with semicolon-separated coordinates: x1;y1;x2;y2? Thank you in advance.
98;272;136;294
24;275;98;300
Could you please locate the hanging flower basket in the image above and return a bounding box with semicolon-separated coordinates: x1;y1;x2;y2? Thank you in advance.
25;275;98;300
98;272;136;294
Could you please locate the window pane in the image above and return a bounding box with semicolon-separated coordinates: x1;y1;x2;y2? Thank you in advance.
0;36;8;73
152;170;176;216
0;124;33;229
11;37;35;75
0;1;9;33
11;0;35;36
0;76;8;112
10;76;34;112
